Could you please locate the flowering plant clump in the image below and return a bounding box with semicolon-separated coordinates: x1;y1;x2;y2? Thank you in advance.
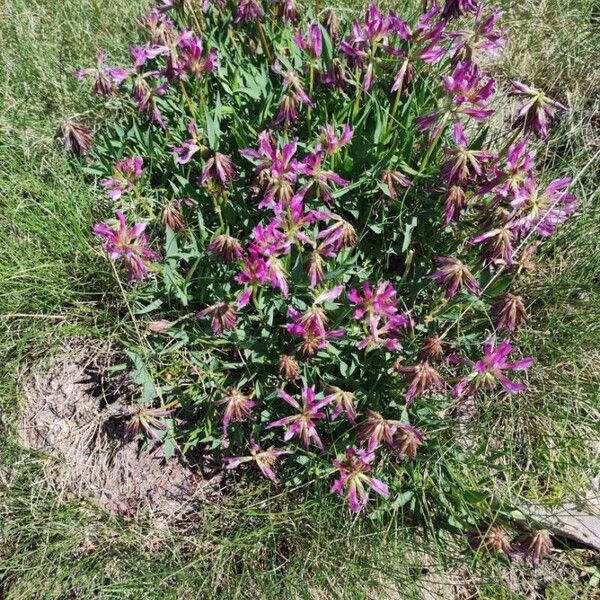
71;0;575;525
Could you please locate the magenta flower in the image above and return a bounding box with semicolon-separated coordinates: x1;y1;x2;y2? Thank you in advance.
234;0;264;23
331;447;389;513
172;120;201;164
275;65;314;108
75;49;131;96
177;30;218;78
349;281;412;350
510;81;566;139
296;151;348;203
224;438;293;483
447;6;505;60
486;137;535;197
242;134;300;210
349;280;399;332
217;387;255;435
318;123;353;154
235;255;269;307
293;23;322;59
429;256;479;298
200;152;236;188
100;156;143;200
196;301;237;334
441;123;494;185
266;386;332;450
93;211;159;282
453;338;534;397
320;59;347;90
511;177;576;237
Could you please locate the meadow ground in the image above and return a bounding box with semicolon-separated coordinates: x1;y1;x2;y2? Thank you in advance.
1;0;599;598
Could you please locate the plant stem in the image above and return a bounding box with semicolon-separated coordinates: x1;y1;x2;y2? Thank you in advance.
257;21;273;63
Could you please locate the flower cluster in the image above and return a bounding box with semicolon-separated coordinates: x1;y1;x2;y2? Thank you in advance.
76;0;574;527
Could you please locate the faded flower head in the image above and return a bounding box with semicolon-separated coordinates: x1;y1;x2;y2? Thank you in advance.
217;386;256;434
56;117;93;156
93;211;159;282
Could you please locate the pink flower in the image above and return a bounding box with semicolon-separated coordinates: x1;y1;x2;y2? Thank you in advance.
510;81;566;139
453;338;534;398
93;211;159;282
331;447;389;513
318;123;353;154
234;0;264;23
266;386;332;450
293;22;322;59
100;156;143;200
172;120;201;164
75;49;131;96
224;438;293;483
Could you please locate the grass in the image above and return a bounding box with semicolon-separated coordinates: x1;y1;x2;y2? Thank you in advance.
1;0;599;598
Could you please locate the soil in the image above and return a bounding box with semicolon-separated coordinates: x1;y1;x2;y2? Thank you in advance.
18;342;222;521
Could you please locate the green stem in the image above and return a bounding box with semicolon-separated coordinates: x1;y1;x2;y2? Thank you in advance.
352;67;362;119
307;62;315;127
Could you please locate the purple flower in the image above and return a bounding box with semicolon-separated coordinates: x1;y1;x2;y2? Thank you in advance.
293;23;322;59
275;0;298;23
453;338;534;397
447;6;505;60
172;120;201;164
242;134;300;210
392;423;425;461
441;0;480;20
442;185;468;225
177;30;218;77
234;0;264;23
121;404;175;442
429;256;479;298
196;301;237;334
285;288;346;356
470;224;516;266
510;81;566;139
217;387;255;435
331;447;389;513
511;177;576;237
318;123;353;154
55;117;93;156
75;50;131;96
349;281;412;351
100;156;143;200
441;123;494;185
487;137;535;197
266;386;332;450
235;256;269;306
224;438;293;483
201;152;236;188
296;151;348;203
93;211;160;282
320;59;347;90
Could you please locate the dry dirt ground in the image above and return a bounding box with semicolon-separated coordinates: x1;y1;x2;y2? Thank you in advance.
18;342;222;521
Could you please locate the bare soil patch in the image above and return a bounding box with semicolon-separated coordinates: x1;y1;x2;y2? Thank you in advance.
18;341;222;521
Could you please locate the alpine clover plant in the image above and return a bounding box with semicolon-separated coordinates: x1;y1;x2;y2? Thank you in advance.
72;0;575;527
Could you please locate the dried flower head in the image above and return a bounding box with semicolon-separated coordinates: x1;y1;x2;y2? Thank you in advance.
491;293;527;332
278;355;300;381
392;423;425;460
55;117;93;156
